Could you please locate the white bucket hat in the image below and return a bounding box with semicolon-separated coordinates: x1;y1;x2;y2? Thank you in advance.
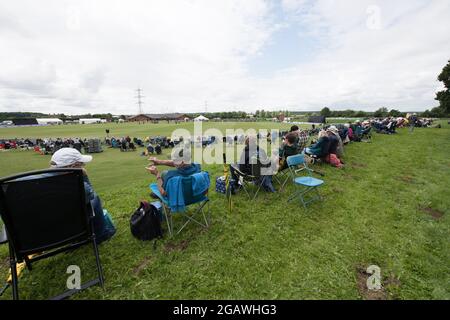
51;148;92;168
327;125;339;133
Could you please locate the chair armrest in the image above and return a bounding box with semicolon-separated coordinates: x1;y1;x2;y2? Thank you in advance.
88;201;96;219
294;167;310;174
0;224;7;245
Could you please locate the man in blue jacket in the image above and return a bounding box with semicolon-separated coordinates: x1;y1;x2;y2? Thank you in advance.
146;149;201;197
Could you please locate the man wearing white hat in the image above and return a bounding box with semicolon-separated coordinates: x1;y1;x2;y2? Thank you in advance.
50;148;116;244
50;147;93;169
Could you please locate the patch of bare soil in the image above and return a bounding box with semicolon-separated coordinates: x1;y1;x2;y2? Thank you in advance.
343;173;355;180
164;239;190;253
356;267;387;300
385;275;401;288
351;162;367;169
420;206;444;220
355;265;402;300
133;257;152;276
161;221;211;253
397;175;415;184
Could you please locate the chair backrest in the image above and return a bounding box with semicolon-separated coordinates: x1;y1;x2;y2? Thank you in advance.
249;155;262;177
286;154;310;177
0;169;91;259
286;154;305;167
180;175;208;205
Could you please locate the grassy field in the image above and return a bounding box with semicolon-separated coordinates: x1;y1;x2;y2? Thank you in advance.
0;121;449;300
0;121;295;139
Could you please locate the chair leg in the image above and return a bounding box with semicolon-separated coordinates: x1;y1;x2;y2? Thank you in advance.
175;201;210;235
287;189;301;202
300;197;307;209
203;200;210;227
162;205;173;237
241;182;252;199
9;243;19;300
91;236;104;287
279;176;289;192
315;188;322;201
252;182;263;200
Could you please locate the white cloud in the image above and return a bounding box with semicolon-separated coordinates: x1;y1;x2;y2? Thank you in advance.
0;0;449;114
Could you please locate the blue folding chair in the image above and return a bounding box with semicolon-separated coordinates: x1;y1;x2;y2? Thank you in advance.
286;154;324;209
149;174;210;237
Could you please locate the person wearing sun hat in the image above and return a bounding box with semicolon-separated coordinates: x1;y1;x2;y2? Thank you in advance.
50;147;93;169
326;126;344;159
50;148;116;244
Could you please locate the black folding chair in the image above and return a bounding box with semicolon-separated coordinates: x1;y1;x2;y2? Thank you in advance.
0;168;104;300
231;158;265;200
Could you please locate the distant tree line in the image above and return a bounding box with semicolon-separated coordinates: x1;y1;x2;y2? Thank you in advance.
188;111;248;119
0;112;118;122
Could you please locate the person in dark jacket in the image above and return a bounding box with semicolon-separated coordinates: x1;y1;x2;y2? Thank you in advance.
279;132;301;171
304;130;330;158
230;136;275;193
324;131;344;168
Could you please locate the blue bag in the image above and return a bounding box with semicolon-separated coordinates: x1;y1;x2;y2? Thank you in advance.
215;176;227;194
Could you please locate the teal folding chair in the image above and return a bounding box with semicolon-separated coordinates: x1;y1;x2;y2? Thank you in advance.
286;154;324;209
149;174;210;237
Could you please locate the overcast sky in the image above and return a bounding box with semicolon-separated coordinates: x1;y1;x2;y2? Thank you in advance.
0;0;449;115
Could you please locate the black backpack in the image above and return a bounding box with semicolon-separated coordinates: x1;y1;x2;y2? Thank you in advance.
130;201;163;240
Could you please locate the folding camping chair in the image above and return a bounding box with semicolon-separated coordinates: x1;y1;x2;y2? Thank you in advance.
274;167;290;191
286;154;324;209
149;173;210;237
0;168;104;300
230;157;266;200
273;155;292;192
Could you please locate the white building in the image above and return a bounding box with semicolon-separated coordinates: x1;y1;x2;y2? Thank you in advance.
79;118;102;124
37;118;63;125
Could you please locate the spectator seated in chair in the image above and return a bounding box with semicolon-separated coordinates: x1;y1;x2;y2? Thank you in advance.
324;130;344;168
352;122;364;141
304;130;330;161
346;123;354;142
279;132;301;171
326;126;344;159
146;149;201;198
230;136;275;193
17;148;117;244
288;125;309;149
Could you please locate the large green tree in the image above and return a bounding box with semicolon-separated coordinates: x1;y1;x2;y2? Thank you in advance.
388;109;402;117
435;60;450;114
373;107;388;117
320;107;331;117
